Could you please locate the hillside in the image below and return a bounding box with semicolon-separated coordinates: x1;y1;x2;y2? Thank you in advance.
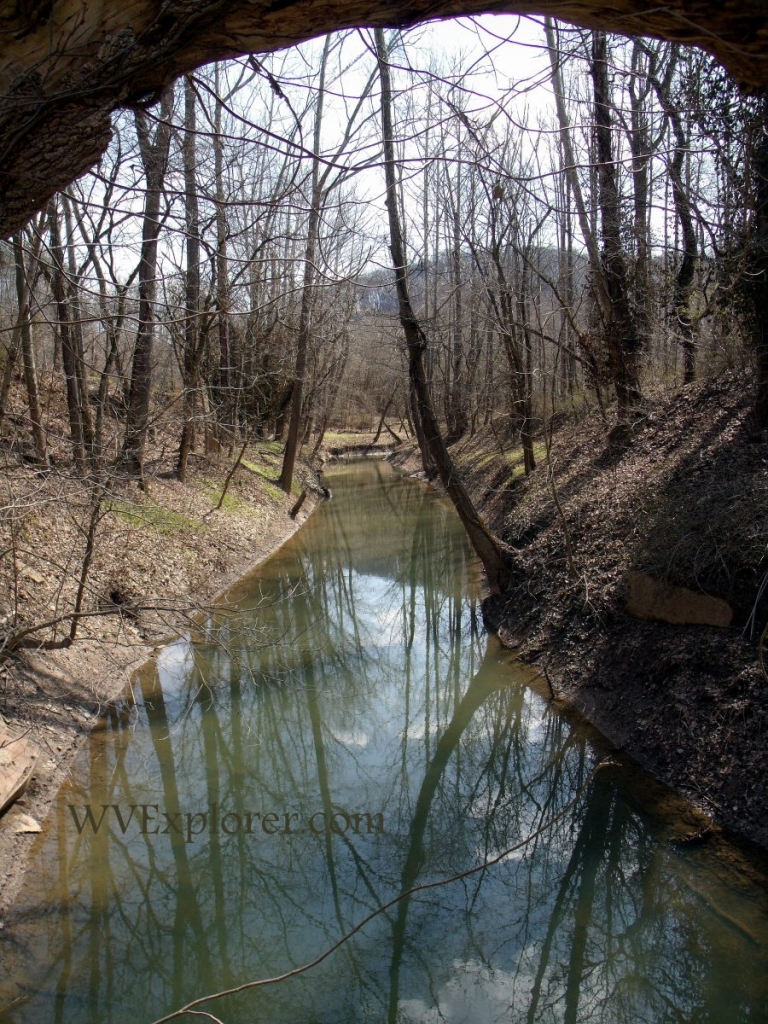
395;370;768;849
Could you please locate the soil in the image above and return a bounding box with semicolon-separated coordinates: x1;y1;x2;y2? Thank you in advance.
392;370;768;852
0;433;320;918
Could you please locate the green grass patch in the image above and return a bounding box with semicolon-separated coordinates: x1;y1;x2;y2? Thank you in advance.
252;440;283;456
243;435;287;464
240;442;286;477
201;479;251;513
457;441;549;479
241;441;284;467
107;498;200;533
240;458;284;493
261;480;284;503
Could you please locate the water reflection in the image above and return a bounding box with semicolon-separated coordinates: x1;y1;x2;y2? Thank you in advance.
1;461;767;1024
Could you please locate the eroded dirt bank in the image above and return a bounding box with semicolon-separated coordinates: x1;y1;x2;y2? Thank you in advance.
0;446;319;917
393;371;768;851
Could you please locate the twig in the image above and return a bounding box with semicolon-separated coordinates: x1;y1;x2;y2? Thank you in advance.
744;566;768;641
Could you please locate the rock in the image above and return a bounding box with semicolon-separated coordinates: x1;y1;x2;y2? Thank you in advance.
625;571;733;628
17;564;45;585
0;722;38;815
10;813;42;834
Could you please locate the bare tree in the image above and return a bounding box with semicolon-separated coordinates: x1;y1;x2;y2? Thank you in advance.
375;27;513;596
120;87;174;478
11;221;47;464
177;76;205;481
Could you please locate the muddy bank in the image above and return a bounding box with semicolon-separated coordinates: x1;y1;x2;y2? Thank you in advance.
391;371;768;850
0;451;319;917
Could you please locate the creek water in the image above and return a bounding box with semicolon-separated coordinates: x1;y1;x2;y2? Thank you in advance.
1;460;768;1024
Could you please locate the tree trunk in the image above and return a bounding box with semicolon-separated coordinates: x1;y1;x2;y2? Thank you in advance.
545;19;612;327
13;229;47;464
518;262;537;475
62;194;95;451
375;27;513;597
628;41;652;355
279;35;331;494
373;389;396;445
446;157;468;442
591;30;643;418
177;76;203;481
47;197;87;471
120;87;174;477
646;46;698;384
213;64;232;437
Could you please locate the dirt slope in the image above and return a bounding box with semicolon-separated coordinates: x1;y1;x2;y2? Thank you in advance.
396;371;768;848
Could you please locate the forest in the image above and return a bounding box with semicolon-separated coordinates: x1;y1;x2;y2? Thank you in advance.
2;19;766;477
1;18;766;633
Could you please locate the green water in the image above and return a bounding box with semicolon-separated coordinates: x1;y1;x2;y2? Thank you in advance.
1;460;767;1024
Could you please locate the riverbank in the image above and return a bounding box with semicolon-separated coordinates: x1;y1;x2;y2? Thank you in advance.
391;370;768;850
0;442;319;916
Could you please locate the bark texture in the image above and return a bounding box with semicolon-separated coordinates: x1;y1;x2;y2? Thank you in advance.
1;0;768;239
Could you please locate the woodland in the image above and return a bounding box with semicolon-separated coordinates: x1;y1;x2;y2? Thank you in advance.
1;19;767;615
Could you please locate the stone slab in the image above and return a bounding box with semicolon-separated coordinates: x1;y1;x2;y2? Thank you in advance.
0;720;39;817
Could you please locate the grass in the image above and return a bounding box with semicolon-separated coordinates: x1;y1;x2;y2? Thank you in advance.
239;456;284;496
201;479;252;514
457;442;548;480
107;498;200;533
248;441;283;462
240;446;307;499
261;480;285;503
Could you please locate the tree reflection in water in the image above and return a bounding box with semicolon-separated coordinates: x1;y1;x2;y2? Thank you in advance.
1;461;767;1024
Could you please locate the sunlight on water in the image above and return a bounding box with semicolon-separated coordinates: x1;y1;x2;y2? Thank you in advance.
1;460;767;1024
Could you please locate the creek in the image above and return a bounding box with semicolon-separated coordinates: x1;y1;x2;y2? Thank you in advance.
1;459;767;1023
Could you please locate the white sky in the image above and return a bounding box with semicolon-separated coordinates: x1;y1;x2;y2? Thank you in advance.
65;14;689;296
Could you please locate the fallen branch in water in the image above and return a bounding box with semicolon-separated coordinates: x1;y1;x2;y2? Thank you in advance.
148;759;616;1024
289;489;307;519
0;600;234;658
